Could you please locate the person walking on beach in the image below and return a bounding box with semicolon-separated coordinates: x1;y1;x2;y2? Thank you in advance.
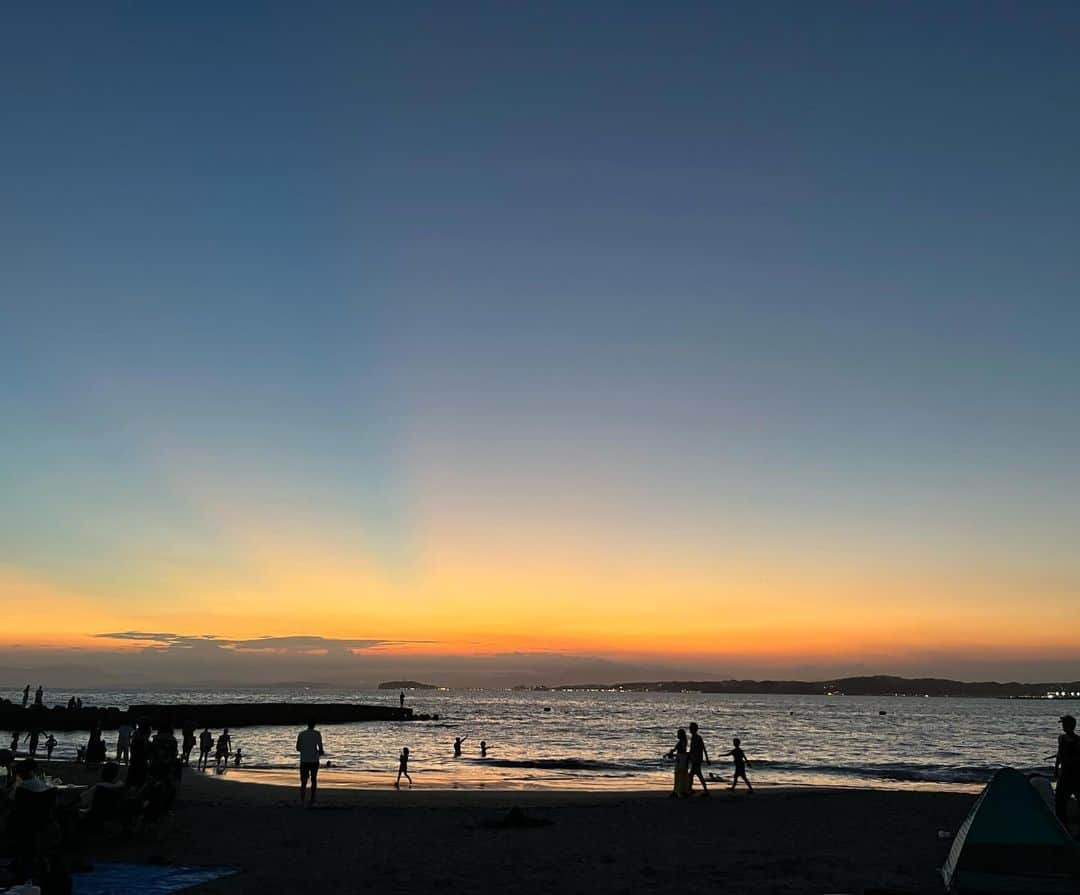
453;736;467;757
116;720;133;764
666;728;691;797
1055;714;1080;826
395;747;412;788
34;686;43;707
296;720;324;807
688;723;711;795
726;738;753;792
215;728;232;771
22;685;29;708
198;727;213;770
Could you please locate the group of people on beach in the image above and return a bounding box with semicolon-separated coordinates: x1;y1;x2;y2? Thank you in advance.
667;723;752;797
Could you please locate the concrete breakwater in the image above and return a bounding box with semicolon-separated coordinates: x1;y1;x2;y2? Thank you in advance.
0;702;424;732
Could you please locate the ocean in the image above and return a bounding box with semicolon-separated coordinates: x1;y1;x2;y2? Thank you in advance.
12;687;1066;791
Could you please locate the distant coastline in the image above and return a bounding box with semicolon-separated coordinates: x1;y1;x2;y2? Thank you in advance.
378;680;440;690
550;675;1080;699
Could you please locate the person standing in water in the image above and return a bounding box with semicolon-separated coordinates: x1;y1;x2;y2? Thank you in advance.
181;723;196;765
296;721;324;807
399;691;405;709
666;728;690;797
453;736;467;757
44;734;57;760
395;747;412;788
116;716;133;764
688;722;710;795
215;728;232;770
1055;714;1080;827
726;737;753;792
198;727;213;770
480;740;488;758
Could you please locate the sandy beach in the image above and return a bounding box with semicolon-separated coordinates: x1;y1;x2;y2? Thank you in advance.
48;762;974;893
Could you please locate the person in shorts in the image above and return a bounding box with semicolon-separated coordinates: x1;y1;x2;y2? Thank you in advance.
296;720;325;806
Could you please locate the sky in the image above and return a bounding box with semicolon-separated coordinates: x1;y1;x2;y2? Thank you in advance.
2;2;1079;687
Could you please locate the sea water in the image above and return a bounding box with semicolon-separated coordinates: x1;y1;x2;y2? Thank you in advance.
12;687;1066;791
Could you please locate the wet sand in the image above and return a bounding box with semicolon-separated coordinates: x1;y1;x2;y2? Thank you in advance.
52;762;974;893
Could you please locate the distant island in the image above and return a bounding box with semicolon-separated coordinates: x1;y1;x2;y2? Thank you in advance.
555;675;1080;698
378;680;440;690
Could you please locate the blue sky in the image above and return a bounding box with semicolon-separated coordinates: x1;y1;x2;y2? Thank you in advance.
2;2;1079;681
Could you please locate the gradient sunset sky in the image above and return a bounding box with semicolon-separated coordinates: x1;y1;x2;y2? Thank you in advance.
3;3;1078;684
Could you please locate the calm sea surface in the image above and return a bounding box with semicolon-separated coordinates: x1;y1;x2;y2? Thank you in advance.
9;687;1067;791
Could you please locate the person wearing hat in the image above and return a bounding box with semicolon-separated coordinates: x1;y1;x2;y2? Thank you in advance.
1054;714;1080;826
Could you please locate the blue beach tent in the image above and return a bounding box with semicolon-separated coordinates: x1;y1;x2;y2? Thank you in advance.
942;767;1080;893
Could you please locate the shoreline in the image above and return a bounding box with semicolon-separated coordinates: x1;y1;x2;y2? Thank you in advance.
50;761;977;893
204;763;985;795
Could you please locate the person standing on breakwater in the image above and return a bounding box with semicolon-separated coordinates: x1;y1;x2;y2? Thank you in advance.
34;686;43;707
1055;714;1080;827
198;727;213;770
400;691;405;709
22;685;29;708
688;722;710;796
296;720;325;807
116;719;133;764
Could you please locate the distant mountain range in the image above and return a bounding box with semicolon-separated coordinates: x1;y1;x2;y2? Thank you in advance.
555;675;1080;698
378;680;440;690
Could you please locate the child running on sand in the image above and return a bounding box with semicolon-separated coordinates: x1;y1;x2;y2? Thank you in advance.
395;747;413;788
727;738;753;792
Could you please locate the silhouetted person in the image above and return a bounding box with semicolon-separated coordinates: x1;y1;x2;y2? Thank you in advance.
86;724;105;766
181;723;196;765
1055;714;1079;826
44;735;56;761
666;728;690;797
27;729;40;757
116;720;133;764
688;722;710;795
10;731;19;752
453;736;467;757
727;738;753;792
400;691;405;709
76;697;82;710
395;747;412;788
480;740;488;758
151;724;179;780
296;721;324;806
33;686;43;707
198;727;213;770
67;696;76;711
127;719;151;788
215;728;232;770
22;685;29;708
234;747;243;766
